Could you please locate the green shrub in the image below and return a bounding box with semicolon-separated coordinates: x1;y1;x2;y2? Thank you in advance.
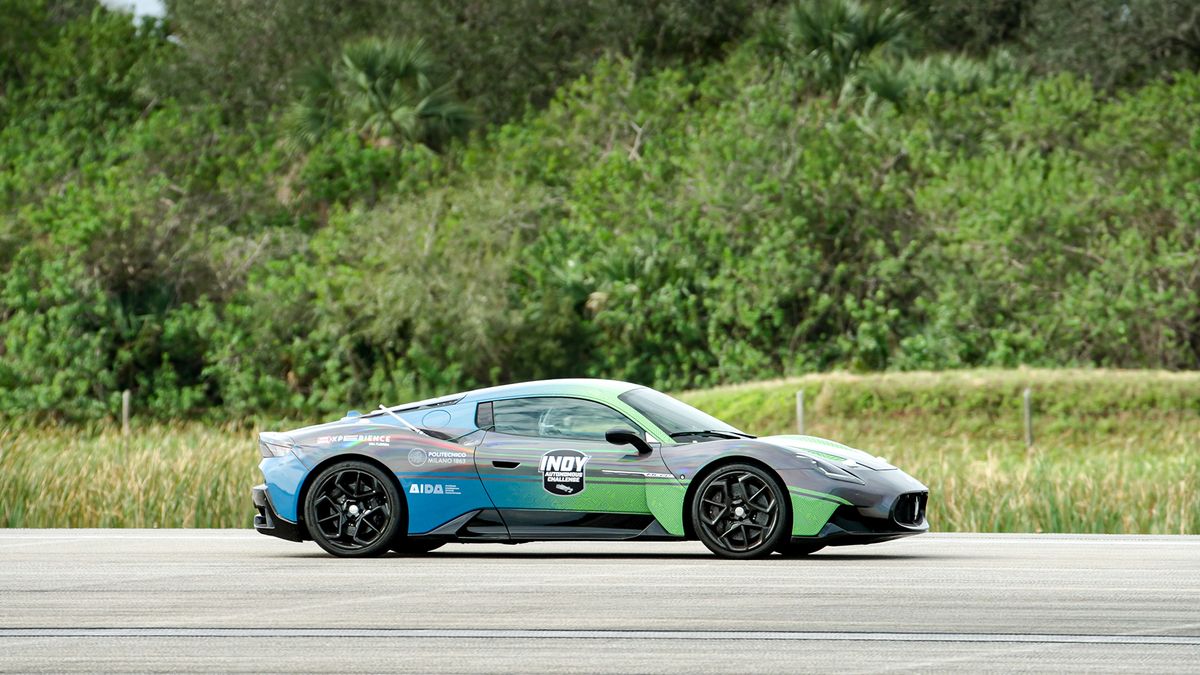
2;2;1200;422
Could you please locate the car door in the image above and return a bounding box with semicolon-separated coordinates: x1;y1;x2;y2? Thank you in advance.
473;396;674;539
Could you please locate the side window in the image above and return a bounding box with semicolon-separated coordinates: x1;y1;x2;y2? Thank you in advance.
475;401;494;429
491;397;637;441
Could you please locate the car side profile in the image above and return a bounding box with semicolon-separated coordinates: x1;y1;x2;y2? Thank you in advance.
252;379;928;559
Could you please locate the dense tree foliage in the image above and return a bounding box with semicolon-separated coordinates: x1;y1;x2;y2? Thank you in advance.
1;0;1198;421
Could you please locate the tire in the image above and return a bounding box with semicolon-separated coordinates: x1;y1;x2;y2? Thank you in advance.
392;540;445;555
775;541;825;557
304;460;403;558
691;463;789;559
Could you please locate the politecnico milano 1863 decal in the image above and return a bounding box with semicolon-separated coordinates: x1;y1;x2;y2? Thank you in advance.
253;379;928;559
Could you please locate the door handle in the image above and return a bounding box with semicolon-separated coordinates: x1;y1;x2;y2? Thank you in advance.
492;460;521;469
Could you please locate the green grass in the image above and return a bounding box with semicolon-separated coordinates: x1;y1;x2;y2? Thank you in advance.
0;423;259;528
681;369;1200;534
1;369;1197;532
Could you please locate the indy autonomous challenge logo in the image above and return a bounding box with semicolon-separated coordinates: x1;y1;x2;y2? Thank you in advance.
538;449;589;496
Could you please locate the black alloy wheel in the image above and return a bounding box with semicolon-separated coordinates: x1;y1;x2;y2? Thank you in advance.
304;461;402;557
692;463;789;559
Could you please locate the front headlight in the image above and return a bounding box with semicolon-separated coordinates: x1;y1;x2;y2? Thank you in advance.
795;455;865;484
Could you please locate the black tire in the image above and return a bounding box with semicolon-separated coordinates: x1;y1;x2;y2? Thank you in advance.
392;540;445;555
304;460;403;558
691;463;789;559
775;541;825;557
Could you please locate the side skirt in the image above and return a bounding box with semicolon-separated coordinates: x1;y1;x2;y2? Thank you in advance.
413;509;685;543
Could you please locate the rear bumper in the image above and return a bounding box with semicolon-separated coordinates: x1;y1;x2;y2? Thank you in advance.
252;484;305;542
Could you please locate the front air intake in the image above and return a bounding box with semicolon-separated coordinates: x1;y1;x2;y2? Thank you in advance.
892;492;927;527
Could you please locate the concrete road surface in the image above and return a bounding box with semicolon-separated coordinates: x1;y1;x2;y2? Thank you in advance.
0;530;1197;673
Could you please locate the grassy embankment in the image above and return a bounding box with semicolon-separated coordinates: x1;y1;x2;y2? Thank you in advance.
2;369;1196;533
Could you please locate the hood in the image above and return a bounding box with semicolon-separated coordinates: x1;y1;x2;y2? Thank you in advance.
757;434;896;471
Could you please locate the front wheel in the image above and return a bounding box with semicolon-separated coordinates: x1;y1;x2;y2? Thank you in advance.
304;460;403;557
691;463;789;559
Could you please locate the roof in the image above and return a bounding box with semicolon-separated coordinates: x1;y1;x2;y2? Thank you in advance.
458;378;642;403
365;378;643;419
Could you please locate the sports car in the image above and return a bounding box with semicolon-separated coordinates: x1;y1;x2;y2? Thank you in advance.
252;379;928;559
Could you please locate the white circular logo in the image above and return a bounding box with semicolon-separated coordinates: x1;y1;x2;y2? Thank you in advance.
408;448;428;466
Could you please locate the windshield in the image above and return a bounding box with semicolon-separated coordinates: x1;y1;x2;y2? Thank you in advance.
618;388;745;438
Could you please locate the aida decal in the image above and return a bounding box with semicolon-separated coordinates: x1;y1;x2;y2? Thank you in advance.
538;449;589;496
408;483;462;495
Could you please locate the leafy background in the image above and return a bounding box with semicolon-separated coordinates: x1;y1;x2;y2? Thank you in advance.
2;0;1199;423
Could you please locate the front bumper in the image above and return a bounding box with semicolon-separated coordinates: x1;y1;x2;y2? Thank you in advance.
252;484;305;542
792;491;929;547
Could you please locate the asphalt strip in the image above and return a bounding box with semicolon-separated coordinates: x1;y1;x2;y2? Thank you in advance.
2;628;1198;645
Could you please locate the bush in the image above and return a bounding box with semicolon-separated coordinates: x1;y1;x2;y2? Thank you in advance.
2;1;1200;422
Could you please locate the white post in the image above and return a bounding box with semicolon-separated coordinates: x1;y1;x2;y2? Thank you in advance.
122;389;132;436
796;390;805;435
1023;387;1033;448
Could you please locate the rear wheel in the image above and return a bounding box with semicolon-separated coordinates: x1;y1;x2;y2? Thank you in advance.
304;461;402;557
691;463;788;559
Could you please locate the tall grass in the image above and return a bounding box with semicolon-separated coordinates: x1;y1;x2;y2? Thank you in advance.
0;423;260;528
1;369;1196;532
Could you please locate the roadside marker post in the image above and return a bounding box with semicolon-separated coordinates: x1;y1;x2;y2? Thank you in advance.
796;390;805;435
122;389;132;436
1023;387;1033;448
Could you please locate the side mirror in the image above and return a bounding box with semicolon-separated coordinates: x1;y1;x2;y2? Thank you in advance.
605;428;653;455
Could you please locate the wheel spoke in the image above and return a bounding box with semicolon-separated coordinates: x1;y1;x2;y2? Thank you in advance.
731;478;749;503
700;504;728;526
748;484;769;504
747;495;775;515
718;521;741;539
358;475;376;498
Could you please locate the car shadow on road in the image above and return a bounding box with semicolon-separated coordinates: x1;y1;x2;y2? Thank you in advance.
273;550;954;561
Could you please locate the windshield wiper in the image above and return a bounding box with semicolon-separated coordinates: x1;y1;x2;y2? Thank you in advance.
668;430;753;440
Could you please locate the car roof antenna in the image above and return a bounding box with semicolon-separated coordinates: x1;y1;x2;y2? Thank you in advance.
377;404;427;436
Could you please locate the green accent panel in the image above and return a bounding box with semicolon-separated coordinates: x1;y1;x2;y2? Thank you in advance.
797;449;845;462
789;486;852;506
790;493;839;536
646;481;688;536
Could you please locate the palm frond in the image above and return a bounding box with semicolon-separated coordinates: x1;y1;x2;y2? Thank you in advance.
786;0;912;98
325;36;473;150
